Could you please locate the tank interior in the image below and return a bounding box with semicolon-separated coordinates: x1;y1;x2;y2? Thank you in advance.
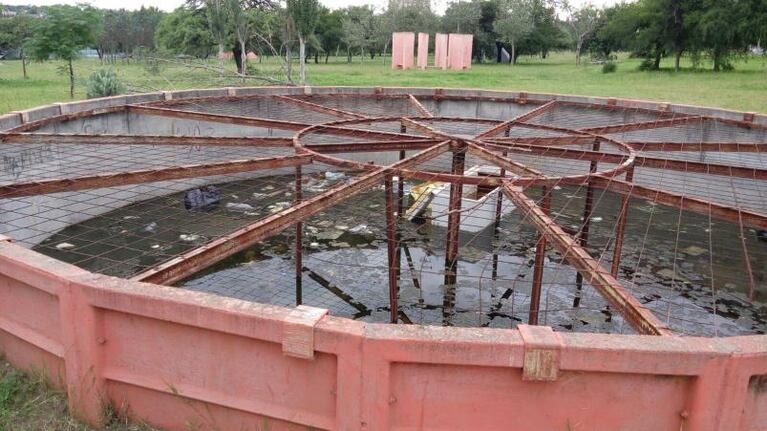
1;91;765;337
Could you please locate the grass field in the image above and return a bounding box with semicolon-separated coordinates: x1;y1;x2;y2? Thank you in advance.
0;359;155;430
0;51;766;115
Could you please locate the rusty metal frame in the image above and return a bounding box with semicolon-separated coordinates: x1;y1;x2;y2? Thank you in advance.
4;90;765;337
0;133;293;147
0;155;312;199
502;184;672;336
131;141;451;285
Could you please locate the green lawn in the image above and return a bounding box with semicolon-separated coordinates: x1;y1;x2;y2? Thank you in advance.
1;51;765;114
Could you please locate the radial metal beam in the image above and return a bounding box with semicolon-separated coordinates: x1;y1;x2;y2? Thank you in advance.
591;177;767;229
465;142;543;177
303;139;441;154
580;115;703;134
487;135;599;146
0;133;292;147
274;95;370;120
501;183;672;336
408;95;434;118
0;154;312;199
129;105;426;141
132;141;451;285
399;117;452;141
628;141;767;153
481;141;767;180
475;100;558;138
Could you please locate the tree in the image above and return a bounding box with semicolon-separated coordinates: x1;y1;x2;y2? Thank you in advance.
315;7;344;63
0;13;36;78
156;7;216;58
227;0;251;74
341;6;376;62
564;4;599;65
517;0;565;59
286;0;319;83
443;1;481;34
25;5;102;98
494;0;533;65
206;0;229;71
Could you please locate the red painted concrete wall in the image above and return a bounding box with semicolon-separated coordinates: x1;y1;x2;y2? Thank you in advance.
0;237;765;431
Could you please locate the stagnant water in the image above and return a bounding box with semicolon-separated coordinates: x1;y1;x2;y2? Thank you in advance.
35;173;767;336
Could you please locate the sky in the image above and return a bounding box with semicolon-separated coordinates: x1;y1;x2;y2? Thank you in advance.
2;0;621;15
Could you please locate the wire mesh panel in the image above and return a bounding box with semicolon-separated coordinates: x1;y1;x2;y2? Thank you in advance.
1;90;765;337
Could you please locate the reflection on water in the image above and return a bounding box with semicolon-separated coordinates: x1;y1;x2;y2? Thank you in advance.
35;174;767;336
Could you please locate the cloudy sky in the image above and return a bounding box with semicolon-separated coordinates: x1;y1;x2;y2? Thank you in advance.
3;0;621;15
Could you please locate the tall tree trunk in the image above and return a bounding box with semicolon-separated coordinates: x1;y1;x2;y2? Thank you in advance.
286;44;293;82
240;39;247;78
325;51;330;64
347;47;351;63
511;42;516;67
68;59;74;99
576;39;582;65
674;48;682;72
21;49;27;79
233;45;243;74
218;43;225;75
315;51;319;64
653;50;662;70
299;36;306;83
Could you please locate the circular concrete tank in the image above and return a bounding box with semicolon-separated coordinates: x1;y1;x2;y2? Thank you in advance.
0;87;765;431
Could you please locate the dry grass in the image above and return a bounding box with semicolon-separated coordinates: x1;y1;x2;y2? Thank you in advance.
0;359;157;431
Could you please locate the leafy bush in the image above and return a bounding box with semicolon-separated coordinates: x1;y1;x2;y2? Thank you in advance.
602;61;617;73
637;58;658;71
86;69;125;99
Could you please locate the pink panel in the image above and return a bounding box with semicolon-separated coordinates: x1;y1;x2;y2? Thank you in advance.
0;276;62;347
462;34;473;70
101;309;338;429
391;32;415;70
447;33;473;70
417;33;429;70
389;364;692;430
434;33;448;69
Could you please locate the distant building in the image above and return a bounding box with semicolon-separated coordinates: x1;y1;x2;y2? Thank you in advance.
1;9;18;17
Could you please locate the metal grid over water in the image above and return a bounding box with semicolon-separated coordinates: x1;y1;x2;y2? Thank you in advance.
0;90;765;337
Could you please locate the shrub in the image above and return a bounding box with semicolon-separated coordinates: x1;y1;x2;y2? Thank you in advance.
637;58;658;71
86;69;125;99
602;61;617;73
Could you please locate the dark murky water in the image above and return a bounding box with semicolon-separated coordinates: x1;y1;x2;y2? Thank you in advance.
35;173;767;336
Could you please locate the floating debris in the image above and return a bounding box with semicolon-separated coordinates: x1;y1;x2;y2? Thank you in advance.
143;222;157;233
55;242;75;250
682;245;707;256
184;186;220;210
179;234;201;242
316;229;344;241
268;202;291;213
325;171;346;181
123;215;139;220
226;202;255;211
349;224;373;235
